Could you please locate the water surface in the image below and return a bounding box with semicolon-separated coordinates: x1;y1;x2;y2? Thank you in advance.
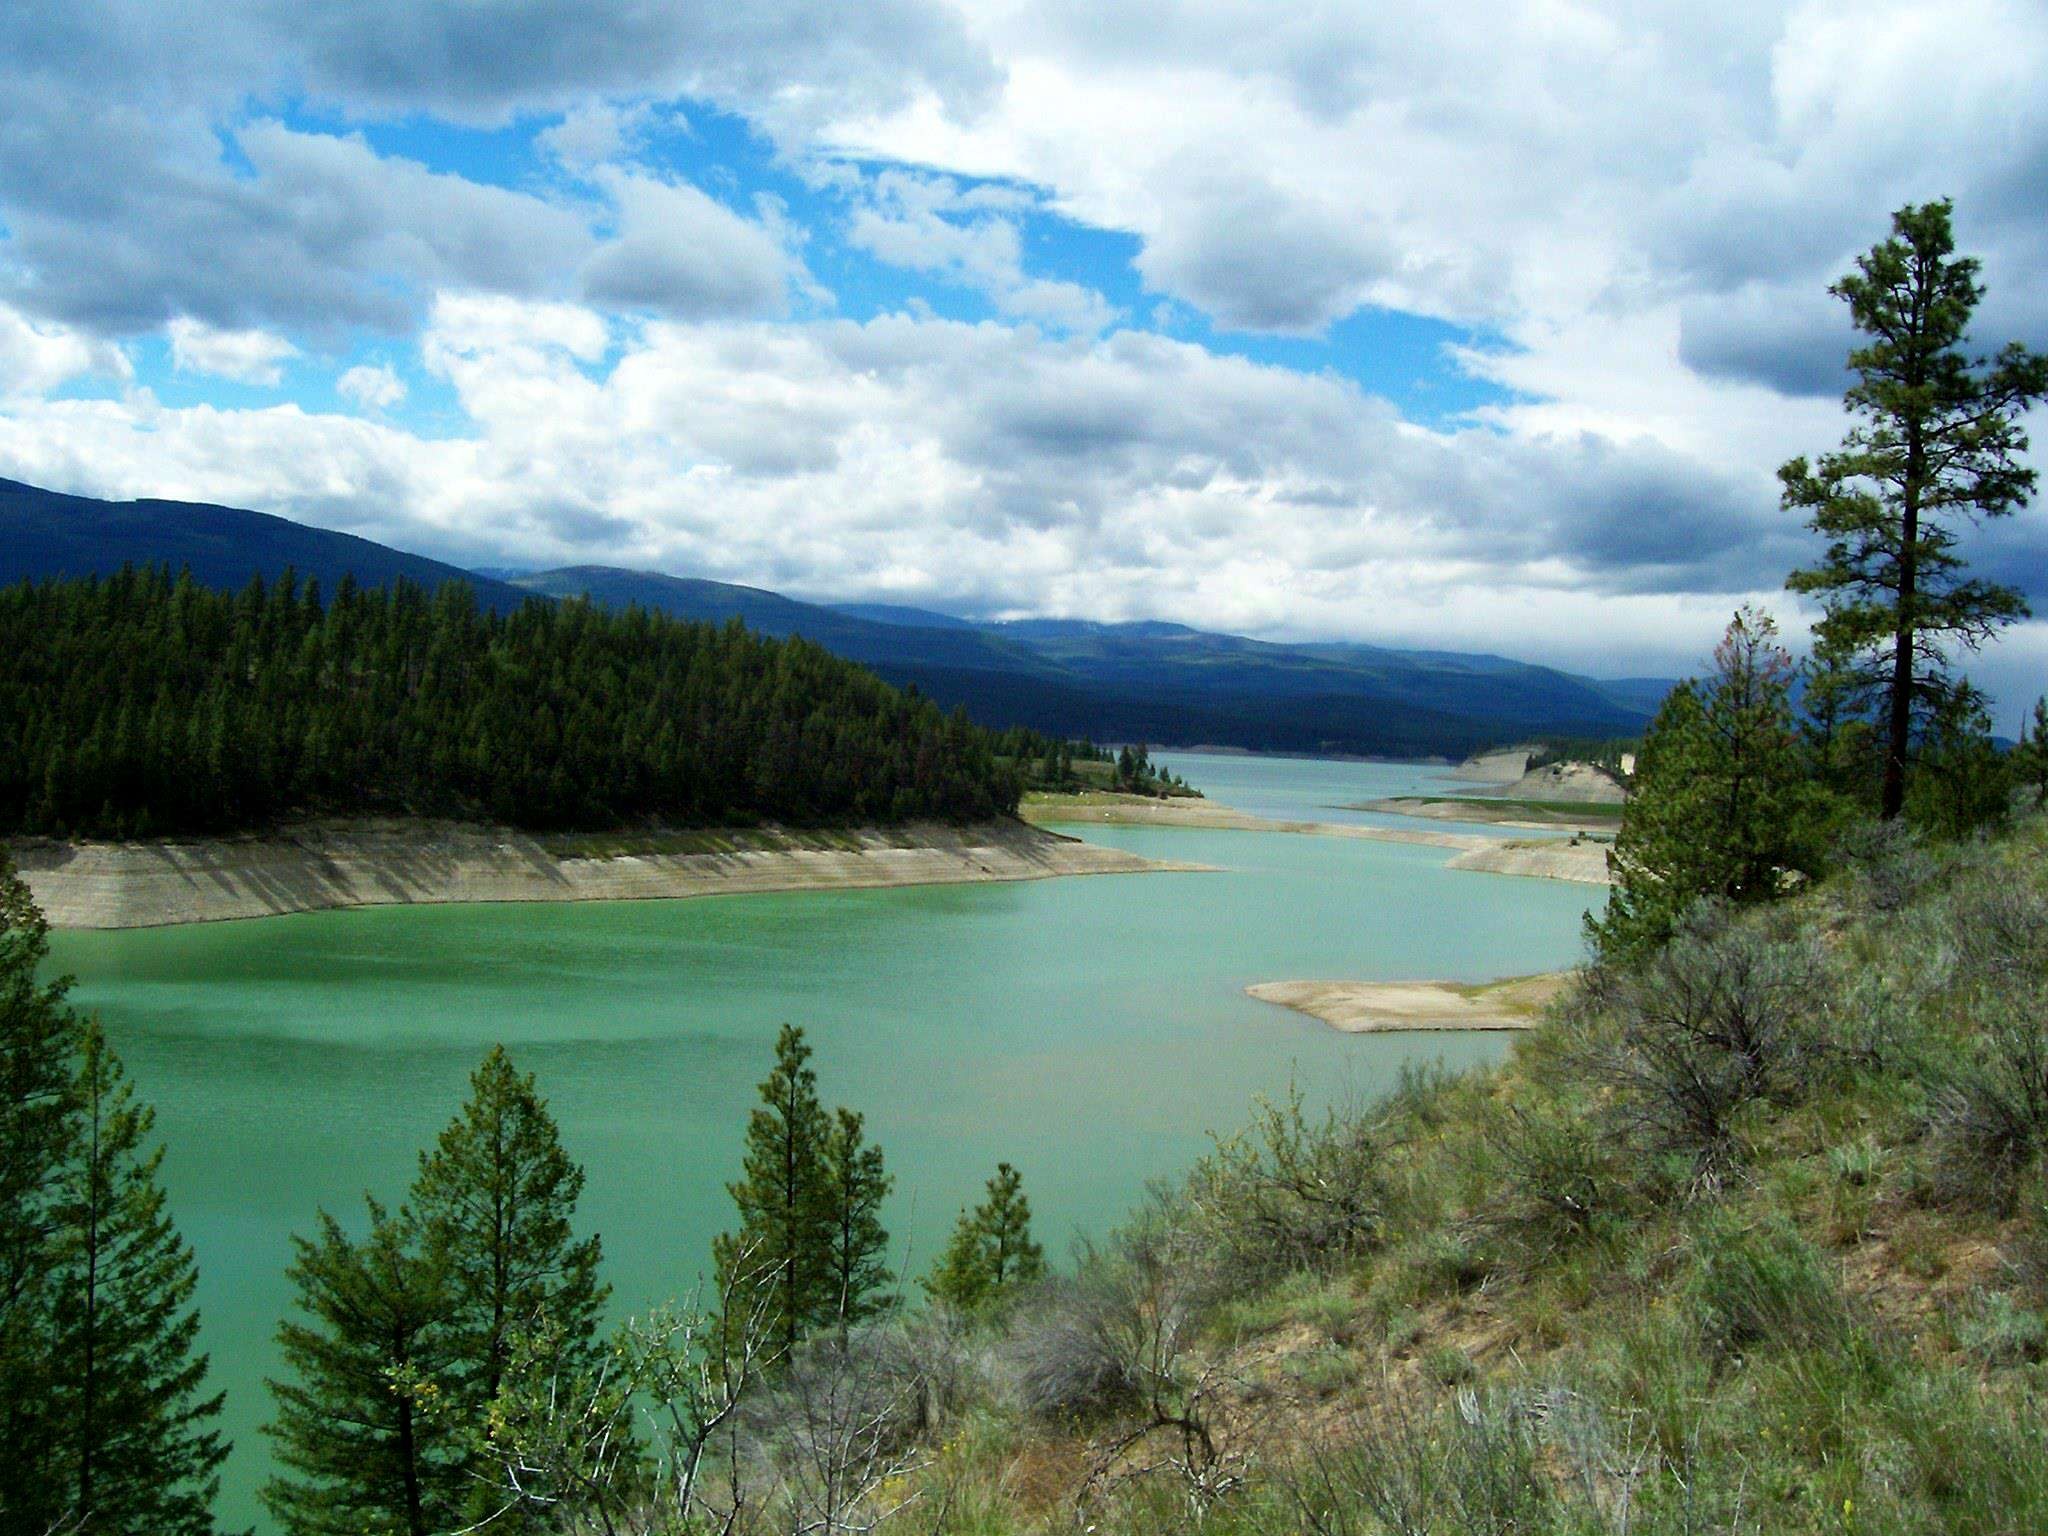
46;753;1597;1529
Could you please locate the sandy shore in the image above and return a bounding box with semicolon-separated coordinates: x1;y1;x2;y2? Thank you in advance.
1247;972;1571;1033
11;818;1206;930
1348;796;1620;832
1021;792;1612;884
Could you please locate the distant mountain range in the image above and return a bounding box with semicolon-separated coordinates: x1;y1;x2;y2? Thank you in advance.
0;477;1668;756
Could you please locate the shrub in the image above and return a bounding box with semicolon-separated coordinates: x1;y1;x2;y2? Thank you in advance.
1600;907;1828;1173
1478;1097;1626;1258
1685;1212;1852;1359
1924;997;2048;1213
1181;1084;1386;1283
1280;1389;1557;1536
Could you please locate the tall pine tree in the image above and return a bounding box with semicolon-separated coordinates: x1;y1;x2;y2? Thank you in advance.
822;1107;893;1336
0;851;79;1526
0;857;228;1535
410;1046;608;1523
44;1021;228;1534
264;1199;463;1536
1782;199;2048;819
713;1025;835;1355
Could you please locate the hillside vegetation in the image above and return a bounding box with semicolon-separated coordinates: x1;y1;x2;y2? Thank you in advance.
431;817;2048;1536
0;566;1024;838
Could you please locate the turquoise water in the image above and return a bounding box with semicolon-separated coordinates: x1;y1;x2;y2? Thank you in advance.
1143;752;1564;837
43;754;1597;1529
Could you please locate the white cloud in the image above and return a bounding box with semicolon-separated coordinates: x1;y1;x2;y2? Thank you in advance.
843;169;1116;332
581;171;812;319
337;362;408;411
0;305;130;399
166;316;299;385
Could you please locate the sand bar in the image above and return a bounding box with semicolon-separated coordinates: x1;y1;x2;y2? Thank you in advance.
11;817;1207;930
1247;972;1572;1033
1021;791;1612;884
1346;796;1619;833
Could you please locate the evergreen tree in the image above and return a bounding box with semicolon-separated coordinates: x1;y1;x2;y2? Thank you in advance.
1782;199;2048;819
822;1108;893;1335
264;1199;462;1536
0;848;76;1324
1589;611;1827;963
44;1021;227;1535
1903;685;2011;840
0;851;82;1529
409;1048;607;1448
2017;697;2048;810
923;1163;1046;1312
713;1025;835;1355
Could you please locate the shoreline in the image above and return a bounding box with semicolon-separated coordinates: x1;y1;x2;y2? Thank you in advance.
11;817;1207;931
1247;972;1572;1033
1344;796;1621;834
1021;792;1611;885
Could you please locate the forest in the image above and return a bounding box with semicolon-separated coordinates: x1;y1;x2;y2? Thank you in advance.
0;567;1032;838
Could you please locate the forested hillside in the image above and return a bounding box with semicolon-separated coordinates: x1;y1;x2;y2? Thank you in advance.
0;567;1022;838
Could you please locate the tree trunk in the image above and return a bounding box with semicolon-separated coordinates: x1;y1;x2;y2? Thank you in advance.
1883;452;1923;821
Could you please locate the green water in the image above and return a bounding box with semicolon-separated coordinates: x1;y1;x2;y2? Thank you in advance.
44;755;1597;1530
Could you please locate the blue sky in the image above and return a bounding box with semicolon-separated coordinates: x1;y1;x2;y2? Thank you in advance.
0;0;2044;725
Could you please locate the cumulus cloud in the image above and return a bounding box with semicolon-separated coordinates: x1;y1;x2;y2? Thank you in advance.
0;114;593;334
581;172;810;319
0;306;130;399
167;316;299;385
844;170;1116;332
337;362;407;411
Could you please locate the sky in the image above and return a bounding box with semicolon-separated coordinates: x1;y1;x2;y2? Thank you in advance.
0;1;2044;726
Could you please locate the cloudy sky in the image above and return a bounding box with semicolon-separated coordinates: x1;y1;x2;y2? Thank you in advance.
2;1;2044;724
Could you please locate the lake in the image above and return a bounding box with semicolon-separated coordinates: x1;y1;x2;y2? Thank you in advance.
44;753;1598;1530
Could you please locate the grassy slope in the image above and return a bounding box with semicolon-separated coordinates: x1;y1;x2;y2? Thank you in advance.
889;815;2048;1536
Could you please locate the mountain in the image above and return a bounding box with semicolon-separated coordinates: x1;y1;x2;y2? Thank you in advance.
0;478;1668;756
511;567;1050;675
520;567;1664;753
0;478;532;612
830;601;981;631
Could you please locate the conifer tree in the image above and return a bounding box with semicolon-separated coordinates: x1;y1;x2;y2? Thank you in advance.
0;851;82;1528
2014;697;2048;810
713;1025;835;1354
409;1048;608;1443
44;1021;227;1535
923;1163;1046;1312
0;849;76;1325
1589;610;1827;963
1782;199;2048;819
265;1199;462;1536
822;1108;893;1335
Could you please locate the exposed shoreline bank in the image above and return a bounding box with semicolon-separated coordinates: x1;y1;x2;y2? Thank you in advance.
1247;972;1571;1033
1021;792;1612;885
11;818;1207;931
1345;796;1621;833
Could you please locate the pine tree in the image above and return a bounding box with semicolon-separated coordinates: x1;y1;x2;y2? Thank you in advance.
0;850;83;1529
2013;697;2048;811
822;1108;893;1335
44;1021;227;1534
1589;610;1828;963
0;849;76;1321
923;1163;1046;1312
264;1199;462;1536
409;1048;608;1445
1782;199;2048;819
712;1025;835;1355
